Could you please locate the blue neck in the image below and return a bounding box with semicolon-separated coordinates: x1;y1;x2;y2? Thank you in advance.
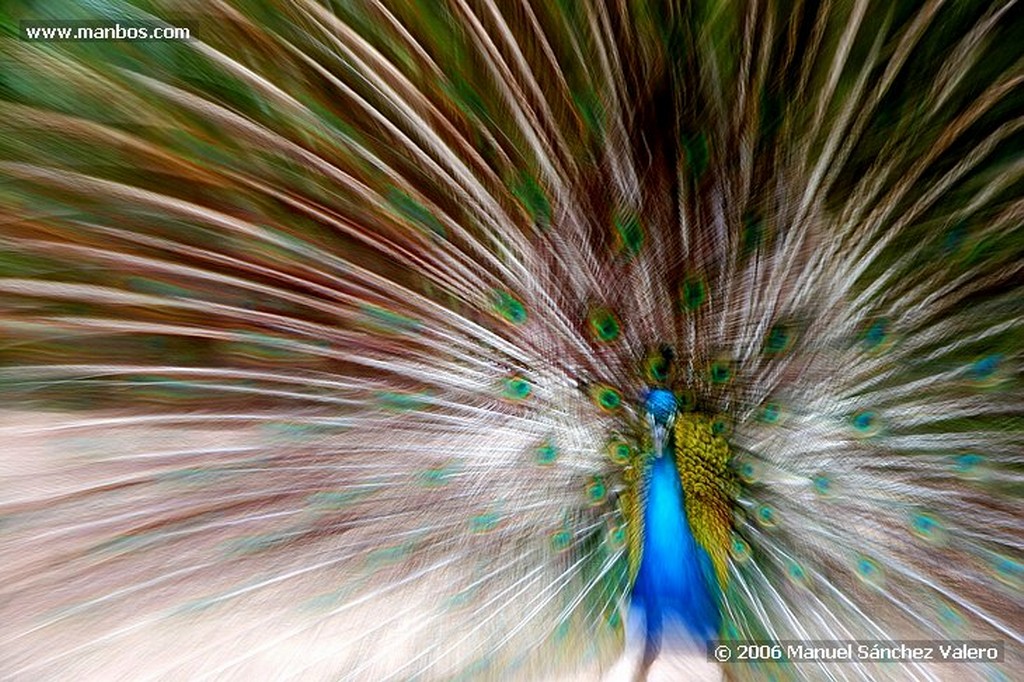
631;446;720;646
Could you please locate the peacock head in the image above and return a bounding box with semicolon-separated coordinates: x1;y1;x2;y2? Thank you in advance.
644;388;677;425
643;388;677;456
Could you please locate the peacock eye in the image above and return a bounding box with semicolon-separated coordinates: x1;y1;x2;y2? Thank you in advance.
708;360;733;384
759;402;781;423
991;555;1023;589
738;461;758;483
862;318;890;350
550;529;572;552
606;521;627;549
585;476;608;505
607;438;632;465
952;453;983;477
911;512;946;545
710;416;731;437
588;308;620;342
676;389;696;412
679;276;707;311
856;556;884;587
970;354;1002;383
643;355;668;383
492;289;527;325
592;385;622;412
755;504;777;527
851;410;879;435
764;323;794;354
503;374;532;400
787;561;807;585
729;536;751;562
614;211;644;256
535;441;558;466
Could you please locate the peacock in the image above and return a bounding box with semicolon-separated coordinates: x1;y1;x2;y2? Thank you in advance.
0;0;1021;680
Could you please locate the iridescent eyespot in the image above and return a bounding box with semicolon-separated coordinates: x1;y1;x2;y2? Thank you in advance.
550;529;572;552
765;323;794;354
759;402;782;423
510;173;551;229
738;460;758;483
592;385;622;412
710;415;732;437
755;504;777;527
855;556;884;587
952;453;984;479
743;213;765;253
614;211;644;256
503;374;531;400
606;520;627;549
535;441;558;466
851;410;881;435
990;555;1022;590
492;289;526;325
787;561;807;585
470;511;501;534
970;354;1003;385
607;438;632;465
936;600;965;634
729;535;751;562
709;360;733;384
862;318;890;351
911;512;946;545
679;276;707;312
420;463;458;487
644;354;670;383
586;476;608;505
589;308;621;342
676;389;696;412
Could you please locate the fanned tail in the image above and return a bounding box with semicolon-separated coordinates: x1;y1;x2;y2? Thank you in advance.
1;1;1022;680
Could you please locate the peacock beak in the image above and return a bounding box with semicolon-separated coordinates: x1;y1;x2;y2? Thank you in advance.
649;415;673;458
